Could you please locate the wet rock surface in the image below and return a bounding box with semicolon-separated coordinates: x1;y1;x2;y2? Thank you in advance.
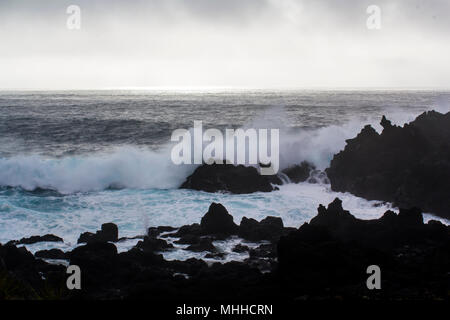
282;161;315;183
77;223;119;244
326;110;450;219
180;163;282;193
35;249;67;260
1;199;448;301
7;234;63;246
200;202;239;236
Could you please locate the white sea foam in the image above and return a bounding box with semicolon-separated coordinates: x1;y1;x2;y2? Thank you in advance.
0;182;397;248
0;146;196;193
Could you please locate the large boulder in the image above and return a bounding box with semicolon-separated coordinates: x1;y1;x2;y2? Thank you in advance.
35;249;67;260
135;237;173;252
238;216;284;242
180;163;282;194
68;242;119;289
77;223;119;244
326;111;450;219
281;161;315;183
200;203;238;236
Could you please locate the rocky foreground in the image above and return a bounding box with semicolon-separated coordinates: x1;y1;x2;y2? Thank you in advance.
1;199;448;300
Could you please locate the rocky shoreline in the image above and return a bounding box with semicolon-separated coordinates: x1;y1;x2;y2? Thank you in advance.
1;199;448;300
1;110;449;301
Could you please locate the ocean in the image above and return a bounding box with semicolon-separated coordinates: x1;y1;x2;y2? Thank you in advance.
1;89;449;259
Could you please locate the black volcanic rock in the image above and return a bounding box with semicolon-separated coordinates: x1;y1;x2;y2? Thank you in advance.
7;234;63;246
180;163;282;194
232;244;249;253
147;226;177;238
77;223;119;243
0;243;67;299
326;111;450;219
0;244;36;270
185;238;217;253
277;198;450;294
306;198;447;250
174;234;200;245
282;161;315;183
200;202;238;236
69;242;118;263
35;249;67;260
238;216;284;242
1;198;449;300
135;237;173;252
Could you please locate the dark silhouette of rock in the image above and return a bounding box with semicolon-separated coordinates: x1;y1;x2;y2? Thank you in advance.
282;161;315;183
185;238;217;252
7;234;63;246
180;163;282;194
135;237;173;252
0;243;67;299
249;243;277;258
278;198;450;294
174;234;200;245
147;226;177;238
326;111;450;219
69;242;118;262
35;249;67;260
77;223;119;243
0;244;36;270
200;202;238;236
1;197;449;301
171;223;202;238
232;244;249;253
238;216;284;242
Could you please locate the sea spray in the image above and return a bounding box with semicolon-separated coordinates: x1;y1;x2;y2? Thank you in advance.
1;103;447;193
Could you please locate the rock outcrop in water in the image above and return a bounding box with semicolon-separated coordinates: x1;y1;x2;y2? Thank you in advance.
200;202;239;236
281;161;315;183
326;110;450;219
180;163;282;193
77;223;119;244
6;234;63;246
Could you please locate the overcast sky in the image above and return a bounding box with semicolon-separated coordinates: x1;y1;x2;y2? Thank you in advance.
0;0;449;89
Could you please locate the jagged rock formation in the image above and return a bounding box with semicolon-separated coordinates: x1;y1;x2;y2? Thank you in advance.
1;199;449;300
326;111;450;219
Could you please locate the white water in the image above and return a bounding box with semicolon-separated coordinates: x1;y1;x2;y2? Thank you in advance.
0;104;445;193
0;104;448;260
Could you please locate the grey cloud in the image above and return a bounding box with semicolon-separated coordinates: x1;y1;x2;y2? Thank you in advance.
1;0;449;32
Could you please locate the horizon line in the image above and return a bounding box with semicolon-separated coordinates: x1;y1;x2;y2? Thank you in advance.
1;86;450;92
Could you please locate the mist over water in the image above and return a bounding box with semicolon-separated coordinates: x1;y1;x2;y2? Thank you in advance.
0;90;449;251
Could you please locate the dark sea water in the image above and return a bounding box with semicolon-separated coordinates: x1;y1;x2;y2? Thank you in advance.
0;89;448;259
1;90;448;156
